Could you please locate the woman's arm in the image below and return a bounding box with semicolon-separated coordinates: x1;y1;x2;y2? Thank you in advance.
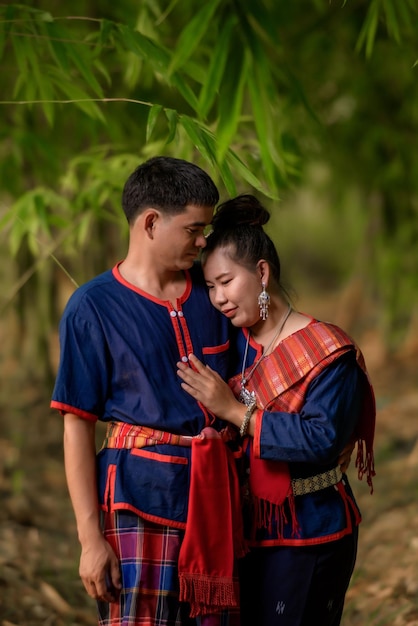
177;352;362;464
63;413;121;602
254;352;364;464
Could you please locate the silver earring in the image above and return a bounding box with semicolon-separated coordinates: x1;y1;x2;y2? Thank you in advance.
258;282;270;320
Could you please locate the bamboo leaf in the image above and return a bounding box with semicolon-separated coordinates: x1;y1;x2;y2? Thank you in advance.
170;73;199;112
31;64;55;126
99;18;116;47
0;208;15;230
165;108;178;144
93;58;112;87
216;159;237;197
154;0;179;25
12;72;29;100
49;71;106;123
33;191;51;236
395;0;415;27
20;7;54;22
180;115;213;163
117;23;199;111
32;7;54;19
9;214;27;257
117;24;169;69
216;47;247;161
11;29;29;74
76;212;93;247
28;231;43;256
365;3;379;58
247;70;277;188
196;127;218;168
226;150;276;199
179;117;238;195
197;14;235;118
44;21;70;72
355;0;379;58
383;0;400;43
123;53;142;90
168;0;222;74
200;130;237;196
65;42;104;98
146;104;163;142
245;2;282;47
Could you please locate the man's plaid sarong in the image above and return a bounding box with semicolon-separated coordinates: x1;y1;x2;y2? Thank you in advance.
97;509;240;626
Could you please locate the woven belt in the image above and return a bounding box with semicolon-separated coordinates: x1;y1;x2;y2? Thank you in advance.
102;421;196;450
101;421;234;451
291;466;343;496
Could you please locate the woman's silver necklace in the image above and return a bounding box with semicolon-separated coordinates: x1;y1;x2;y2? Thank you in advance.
239;304;292;406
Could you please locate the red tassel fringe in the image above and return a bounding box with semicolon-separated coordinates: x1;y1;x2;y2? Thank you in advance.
251;492;300;539
355;438;376;494
179;573;239;618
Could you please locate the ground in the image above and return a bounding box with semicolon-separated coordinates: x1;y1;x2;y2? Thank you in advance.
0;335;417;626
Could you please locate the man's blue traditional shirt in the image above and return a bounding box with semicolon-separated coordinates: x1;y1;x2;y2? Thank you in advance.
51;262;231;527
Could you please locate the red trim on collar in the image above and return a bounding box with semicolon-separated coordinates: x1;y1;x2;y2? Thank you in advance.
112;262;191;307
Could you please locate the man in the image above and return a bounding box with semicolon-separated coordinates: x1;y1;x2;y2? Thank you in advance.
51;157;241;625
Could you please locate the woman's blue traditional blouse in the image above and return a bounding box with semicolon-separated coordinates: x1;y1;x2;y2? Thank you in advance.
233;326;370;546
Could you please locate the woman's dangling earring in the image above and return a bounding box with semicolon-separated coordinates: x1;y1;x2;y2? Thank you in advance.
258;282;270;320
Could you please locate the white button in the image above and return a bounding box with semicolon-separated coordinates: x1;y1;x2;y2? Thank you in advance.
181;356;188;362
178;311;184;317
170;310;177;317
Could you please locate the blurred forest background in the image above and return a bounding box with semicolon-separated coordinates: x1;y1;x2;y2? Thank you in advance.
0;1;418;625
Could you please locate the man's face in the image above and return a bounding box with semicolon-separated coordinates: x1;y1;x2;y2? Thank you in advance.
153;204;214;271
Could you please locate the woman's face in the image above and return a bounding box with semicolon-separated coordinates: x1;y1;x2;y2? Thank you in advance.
203;246;261;328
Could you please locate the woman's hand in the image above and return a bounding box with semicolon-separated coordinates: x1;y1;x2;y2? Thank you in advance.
338;440;355;473
177;354;245;428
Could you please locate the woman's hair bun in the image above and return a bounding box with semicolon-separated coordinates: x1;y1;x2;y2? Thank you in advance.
211;194;270;230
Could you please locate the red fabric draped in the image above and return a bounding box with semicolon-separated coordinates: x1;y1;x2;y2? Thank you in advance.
178;427;247;617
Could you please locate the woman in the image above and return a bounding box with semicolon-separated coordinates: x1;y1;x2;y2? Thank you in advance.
177;195;375;626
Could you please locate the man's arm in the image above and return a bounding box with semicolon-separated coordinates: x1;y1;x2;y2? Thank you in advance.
63;413;121;602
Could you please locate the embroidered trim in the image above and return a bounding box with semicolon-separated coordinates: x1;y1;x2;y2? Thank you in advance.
102;421;196;450
291;466;342;496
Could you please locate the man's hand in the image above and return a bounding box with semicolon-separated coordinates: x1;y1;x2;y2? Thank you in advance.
63;414;121;603
79;534;121;603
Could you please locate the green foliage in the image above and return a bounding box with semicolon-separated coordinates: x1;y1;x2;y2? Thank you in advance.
356;0;417;57
0;0;418;373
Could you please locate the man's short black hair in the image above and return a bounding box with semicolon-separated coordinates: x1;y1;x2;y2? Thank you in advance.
122;156;219;224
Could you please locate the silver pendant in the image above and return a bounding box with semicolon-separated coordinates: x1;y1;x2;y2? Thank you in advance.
239;385;256;406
